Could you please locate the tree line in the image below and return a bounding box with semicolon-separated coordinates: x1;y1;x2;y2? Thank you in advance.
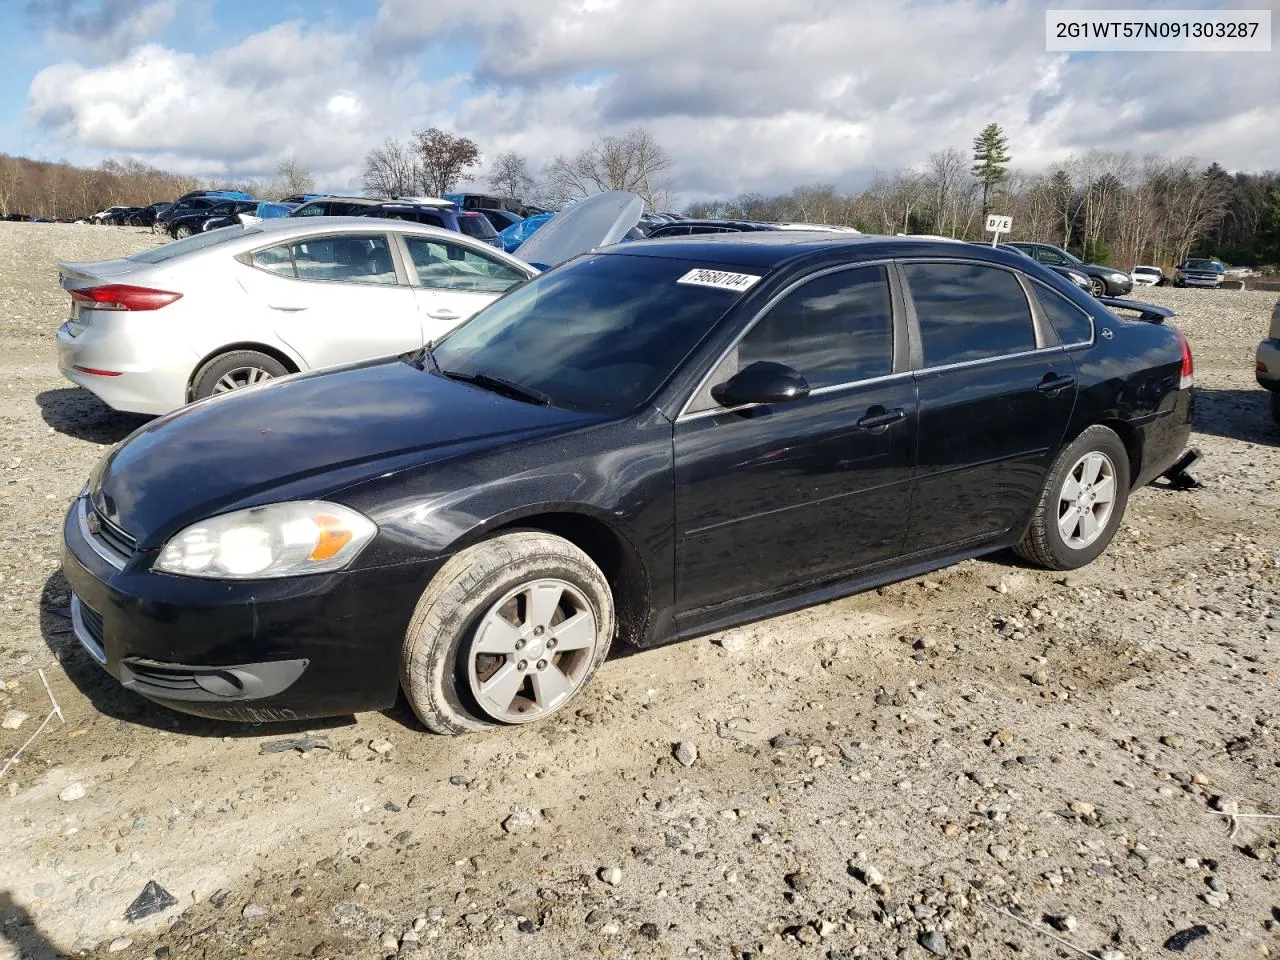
689;143;1280;269
5;121;1277;269
0;153;317;220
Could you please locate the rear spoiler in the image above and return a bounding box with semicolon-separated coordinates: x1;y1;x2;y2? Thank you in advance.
1096;297;1175;324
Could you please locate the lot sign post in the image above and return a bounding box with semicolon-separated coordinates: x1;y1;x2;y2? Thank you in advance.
985;214;1013;247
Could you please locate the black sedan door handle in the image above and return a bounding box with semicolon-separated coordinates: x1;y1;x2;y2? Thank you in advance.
856;406;907;430
1036;375;1076;395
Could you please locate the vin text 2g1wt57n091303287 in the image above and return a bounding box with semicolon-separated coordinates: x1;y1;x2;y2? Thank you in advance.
62;221;1196;734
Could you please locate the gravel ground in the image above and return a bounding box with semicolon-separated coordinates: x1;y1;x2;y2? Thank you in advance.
1;223;1277;960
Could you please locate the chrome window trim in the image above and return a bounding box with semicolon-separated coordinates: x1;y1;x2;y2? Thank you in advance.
675;258;898;422
910;344;1065;378
678;370;915;423
77;497;126;571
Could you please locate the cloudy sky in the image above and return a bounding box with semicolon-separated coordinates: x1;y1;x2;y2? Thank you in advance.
2;0;1277;201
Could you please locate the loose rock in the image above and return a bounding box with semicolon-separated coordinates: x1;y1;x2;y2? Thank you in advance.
502;809;539;834
918;930;948;956
673;741;698;767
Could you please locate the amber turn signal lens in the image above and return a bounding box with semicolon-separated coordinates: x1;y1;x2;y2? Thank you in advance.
309;515;354;561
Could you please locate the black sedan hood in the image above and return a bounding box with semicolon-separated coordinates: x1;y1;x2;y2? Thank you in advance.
91;359;597;547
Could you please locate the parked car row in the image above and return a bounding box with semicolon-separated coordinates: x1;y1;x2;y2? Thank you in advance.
1128;260;1228;289
56;190;1198;734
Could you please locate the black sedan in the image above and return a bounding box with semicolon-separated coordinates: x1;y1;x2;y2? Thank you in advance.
991;243;1091;292
62;233;1194;733
1005;242;1134;298
125;202;172;227
165;200;260;238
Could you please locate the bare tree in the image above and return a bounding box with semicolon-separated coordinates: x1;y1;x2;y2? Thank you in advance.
1161;158;1231;263
0;156;20;218
543;127;673;209
925;148;969;237
868;170;928;234
414;128;482;198
362;138;421;198
487;151;535;200
274;155;316;197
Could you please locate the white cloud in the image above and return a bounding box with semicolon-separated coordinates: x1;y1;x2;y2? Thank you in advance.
22;0;1280;200
25;21;460;188
25;0;177;60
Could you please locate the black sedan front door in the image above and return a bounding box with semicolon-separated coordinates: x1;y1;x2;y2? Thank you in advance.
672;264;917;623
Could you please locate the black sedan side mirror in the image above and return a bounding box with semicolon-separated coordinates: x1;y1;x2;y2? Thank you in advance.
711;361;810;408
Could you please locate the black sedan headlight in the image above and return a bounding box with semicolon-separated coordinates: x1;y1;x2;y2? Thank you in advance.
154;501;377;579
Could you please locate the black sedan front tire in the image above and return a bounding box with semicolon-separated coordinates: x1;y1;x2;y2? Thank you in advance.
1089;277;1106;298
401;531;615;735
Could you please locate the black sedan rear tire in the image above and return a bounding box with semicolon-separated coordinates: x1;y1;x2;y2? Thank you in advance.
1271;391;1280;427
1015;425;1131;570
401;531;615;735
174;224;193;239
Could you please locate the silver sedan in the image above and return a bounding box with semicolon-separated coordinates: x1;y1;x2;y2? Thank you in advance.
56;218;538;415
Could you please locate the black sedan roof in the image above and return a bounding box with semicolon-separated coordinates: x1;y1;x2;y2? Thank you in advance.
610;232;1014;270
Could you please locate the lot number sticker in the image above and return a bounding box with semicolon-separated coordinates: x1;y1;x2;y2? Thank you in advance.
677;268;762;293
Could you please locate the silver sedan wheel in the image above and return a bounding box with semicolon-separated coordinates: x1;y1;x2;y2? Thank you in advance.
467;578;599;723
1057;451;1117;550
212;366;275;393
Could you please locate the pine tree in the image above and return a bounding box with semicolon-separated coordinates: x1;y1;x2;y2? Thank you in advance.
971;123;1012;219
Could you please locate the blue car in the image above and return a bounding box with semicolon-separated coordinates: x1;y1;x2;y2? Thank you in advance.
499;213;553;253
197;202;297;232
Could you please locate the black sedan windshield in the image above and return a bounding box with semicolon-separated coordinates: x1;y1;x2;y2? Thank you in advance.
431;254;755;412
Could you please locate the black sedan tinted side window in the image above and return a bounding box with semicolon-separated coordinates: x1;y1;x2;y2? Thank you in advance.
738;266;893;388
904;262;1035;367
1032;283;1093;345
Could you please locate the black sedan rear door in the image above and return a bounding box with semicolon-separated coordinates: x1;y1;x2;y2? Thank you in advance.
896;260;1077;554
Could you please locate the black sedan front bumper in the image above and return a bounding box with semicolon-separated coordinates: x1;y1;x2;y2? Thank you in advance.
61;497;444;722
1100;273;1134;296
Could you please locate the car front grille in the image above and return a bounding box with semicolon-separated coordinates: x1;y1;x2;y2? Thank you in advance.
77;497;136;569
94;510;137;558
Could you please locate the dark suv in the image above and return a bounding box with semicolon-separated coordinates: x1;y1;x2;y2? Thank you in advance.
1005;242;1133;297
289;196;386;218
358;201;503;249
1174;259;1224;289
645;218;777;239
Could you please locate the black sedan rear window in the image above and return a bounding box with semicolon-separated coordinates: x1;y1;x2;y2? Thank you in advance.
458;213;499;239
431;255;755;412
